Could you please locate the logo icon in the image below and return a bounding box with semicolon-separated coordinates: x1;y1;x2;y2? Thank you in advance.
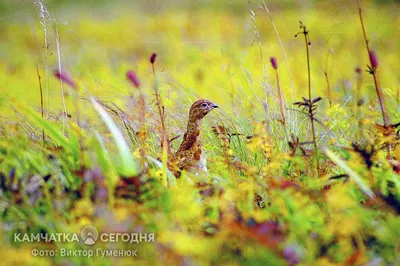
80;225;99;245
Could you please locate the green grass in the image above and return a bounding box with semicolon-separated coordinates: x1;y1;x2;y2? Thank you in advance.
0;1;399;265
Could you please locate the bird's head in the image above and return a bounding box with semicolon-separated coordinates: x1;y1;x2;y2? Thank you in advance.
188;99;219;121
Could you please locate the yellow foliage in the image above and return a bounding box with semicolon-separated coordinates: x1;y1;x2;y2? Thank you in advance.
326;185;357;211
73;198;95;219
247;123;274;158
169;186;203;224
0;245;52;266
158;231;216;257
314;257;341;266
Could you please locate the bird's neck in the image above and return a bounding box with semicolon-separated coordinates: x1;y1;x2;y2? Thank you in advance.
186;119;202;138
174;118;202;153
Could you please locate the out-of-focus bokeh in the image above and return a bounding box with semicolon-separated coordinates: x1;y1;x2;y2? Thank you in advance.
2;0;399;115
1;1;400;265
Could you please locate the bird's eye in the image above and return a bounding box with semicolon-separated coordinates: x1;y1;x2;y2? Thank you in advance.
201;103;208;108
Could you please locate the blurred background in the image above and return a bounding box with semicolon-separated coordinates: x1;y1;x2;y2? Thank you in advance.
1;1;400;265
1;0;400;139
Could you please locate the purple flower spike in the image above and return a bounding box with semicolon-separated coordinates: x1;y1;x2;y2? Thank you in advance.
54;70;76;89
150;53;157;64
270;57;278;70
126;70;140;88
369;50;379;69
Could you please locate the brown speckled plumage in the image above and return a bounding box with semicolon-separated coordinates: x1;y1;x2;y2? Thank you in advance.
170;99;218;176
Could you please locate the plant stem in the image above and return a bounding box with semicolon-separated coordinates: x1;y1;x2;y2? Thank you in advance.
151;61;170;184
303;29;320;175
275;69;287;137
324;72;332;108
151;62;169;153
154;90;169;155
359;6;388;125
358;6;391;158
371;72;388;126
138;92;146;164
355;70;363;139
250;10;264;81
36;64;45;145
261;0;295;109
356;71;362;114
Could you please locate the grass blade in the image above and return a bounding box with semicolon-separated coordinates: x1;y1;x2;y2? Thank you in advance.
91;97;139;176
323;148;375;199
16;101;72;150
93;132;119;186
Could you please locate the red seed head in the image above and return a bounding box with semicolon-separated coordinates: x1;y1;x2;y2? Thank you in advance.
270;57;278;70
54;70;76;89
150;53;157;64
369;50;379;69
126;70;140;88
355;67;362;74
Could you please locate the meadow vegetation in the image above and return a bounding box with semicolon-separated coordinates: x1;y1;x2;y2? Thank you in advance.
0;0;399;265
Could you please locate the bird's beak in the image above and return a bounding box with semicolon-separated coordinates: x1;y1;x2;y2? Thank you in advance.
211;103;219;109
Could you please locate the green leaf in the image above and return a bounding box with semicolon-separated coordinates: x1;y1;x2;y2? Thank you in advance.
91;97;139;177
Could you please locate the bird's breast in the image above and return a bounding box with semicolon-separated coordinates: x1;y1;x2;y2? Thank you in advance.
187;152;207;173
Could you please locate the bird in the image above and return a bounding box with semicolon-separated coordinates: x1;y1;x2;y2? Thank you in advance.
169;99;219;176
